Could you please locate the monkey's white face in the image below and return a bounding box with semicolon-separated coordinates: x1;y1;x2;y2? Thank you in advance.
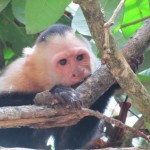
43;32;92;87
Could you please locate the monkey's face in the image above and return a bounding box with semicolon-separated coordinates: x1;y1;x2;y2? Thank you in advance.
45;33;92;87
51;49;91;86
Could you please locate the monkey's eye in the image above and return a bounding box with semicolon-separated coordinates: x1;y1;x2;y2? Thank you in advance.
59;59;67;65
76;54;84;61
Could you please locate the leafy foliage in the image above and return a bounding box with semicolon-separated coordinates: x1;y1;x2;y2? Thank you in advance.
25;0;71;34
0;0;72;64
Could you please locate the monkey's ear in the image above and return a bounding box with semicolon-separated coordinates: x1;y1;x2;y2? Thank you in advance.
23;47;34;56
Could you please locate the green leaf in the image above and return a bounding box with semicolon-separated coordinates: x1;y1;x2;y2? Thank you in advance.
121;0;150;38
11;0;25;24
0;0;10;12
138;69;150;92
0;5;36;54
72;7;91;36
25;0;71;34
137;74;150;83
4;47;15;60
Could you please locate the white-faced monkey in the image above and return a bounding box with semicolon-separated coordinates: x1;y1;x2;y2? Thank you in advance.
0;24;135;149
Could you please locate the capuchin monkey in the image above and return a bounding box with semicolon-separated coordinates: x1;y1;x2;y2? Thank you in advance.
0;24;133;149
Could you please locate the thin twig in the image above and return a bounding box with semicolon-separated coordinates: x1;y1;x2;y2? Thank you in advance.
105;0;126;27
103;0;125;56
85;109;150;142
121;16;150;28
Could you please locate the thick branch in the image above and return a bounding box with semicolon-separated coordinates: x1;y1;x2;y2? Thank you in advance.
103;6;150;121
0;104;149;142
0;105;90;128
74;0;150;121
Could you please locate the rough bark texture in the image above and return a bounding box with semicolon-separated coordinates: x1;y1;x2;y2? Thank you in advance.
0;104;91;128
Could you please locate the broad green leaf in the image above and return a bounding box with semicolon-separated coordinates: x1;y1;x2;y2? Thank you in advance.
72;7;91;36
0;0;10;12
11;0;25;24
0;5;36;55
121;0;150;38
25;0;71;34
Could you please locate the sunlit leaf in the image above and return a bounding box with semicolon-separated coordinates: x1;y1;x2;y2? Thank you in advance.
4;47;15;60
121;0;150;38
137;74;150;83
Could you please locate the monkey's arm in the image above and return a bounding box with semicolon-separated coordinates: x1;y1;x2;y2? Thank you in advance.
0;85;82;107
0;92;37;107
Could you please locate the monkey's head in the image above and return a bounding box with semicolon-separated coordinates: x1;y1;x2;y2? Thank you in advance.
26;25;99;88
49;32;91;87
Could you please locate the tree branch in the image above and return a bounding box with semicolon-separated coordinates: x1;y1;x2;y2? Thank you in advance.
74;0;150;122
0;103;149;142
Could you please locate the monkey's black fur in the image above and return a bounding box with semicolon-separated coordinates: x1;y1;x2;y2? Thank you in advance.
36;24;72;43
0;92;36;106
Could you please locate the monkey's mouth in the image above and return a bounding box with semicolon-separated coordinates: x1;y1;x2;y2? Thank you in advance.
71;81;83;89
71;75;91;89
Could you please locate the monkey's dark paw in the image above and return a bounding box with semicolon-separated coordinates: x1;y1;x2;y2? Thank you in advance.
50;85;82;109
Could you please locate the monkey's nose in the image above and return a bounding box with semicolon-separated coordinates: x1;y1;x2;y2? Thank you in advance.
72;74;76;77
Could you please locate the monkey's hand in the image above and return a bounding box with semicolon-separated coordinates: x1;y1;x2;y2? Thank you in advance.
50;85;82;109
34;85;82;109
